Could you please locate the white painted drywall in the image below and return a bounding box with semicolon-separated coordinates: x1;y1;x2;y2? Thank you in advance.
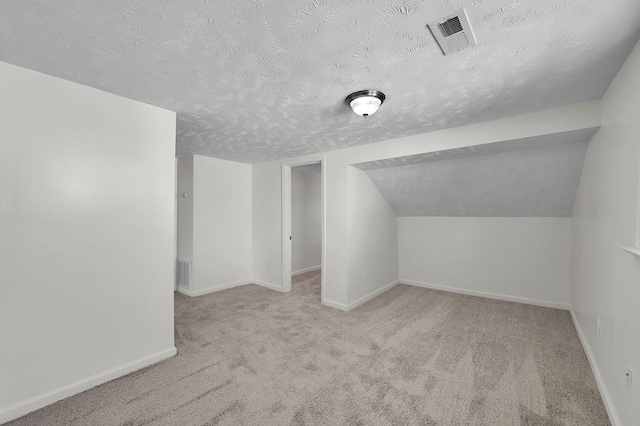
188;155;252;293
291;168;321;274
0;61;176;422
252;161;283;289
399;217;572;308
347;167;398;305
176;155;194;262
251;102;601;308
572;40;640;426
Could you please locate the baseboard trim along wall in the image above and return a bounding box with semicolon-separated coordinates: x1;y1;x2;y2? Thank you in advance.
348;280;399;311
569;308;620;426
176;279;252;297
176;280;288;297
292;265;321;276
400;279;570;310
252;280;286;292
321;280;399;312
321;299;349;311
0;347;177;424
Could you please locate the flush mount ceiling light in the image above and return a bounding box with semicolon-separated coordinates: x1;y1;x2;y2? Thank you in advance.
346;90;386;117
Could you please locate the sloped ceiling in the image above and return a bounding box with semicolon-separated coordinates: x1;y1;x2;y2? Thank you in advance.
1;1;638;163
354;128;598;217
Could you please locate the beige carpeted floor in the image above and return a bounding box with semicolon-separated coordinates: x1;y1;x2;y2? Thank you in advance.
8;270;609;425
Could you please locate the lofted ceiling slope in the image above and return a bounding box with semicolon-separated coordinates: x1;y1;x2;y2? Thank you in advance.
354;128;598;217
0;1;638;163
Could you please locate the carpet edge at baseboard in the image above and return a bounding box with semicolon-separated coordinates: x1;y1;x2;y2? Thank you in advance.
0;347;177;425
346;280;399;311
321;298;349;311
176;279;253;297
292;265;321;277
400;279;570;310
252;280;286;292
569;308;620;426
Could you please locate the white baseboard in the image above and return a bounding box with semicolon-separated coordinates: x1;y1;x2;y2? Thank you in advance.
176;279;252;297
0;347;177;424
321;298;349;311
570;308;620;426
320;280;399;312
176;279;288;296
292;265;321;276
252;280;285;292
348;280;399;311
400;279;570;310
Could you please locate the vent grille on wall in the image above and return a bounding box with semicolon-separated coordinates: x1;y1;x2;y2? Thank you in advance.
176;259;192;289
428;8;477;55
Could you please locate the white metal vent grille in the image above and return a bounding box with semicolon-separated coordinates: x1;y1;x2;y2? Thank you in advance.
438;16;463;37
176;259;192;289
428;9;477;55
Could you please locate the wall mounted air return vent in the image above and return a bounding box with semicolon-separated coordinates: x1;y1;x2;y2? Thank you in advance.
428;8;477;55
176;259;192;290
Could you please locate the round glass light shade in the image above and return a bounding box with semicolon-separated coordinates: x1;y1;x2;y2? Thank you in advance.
346;90;386;117
349;96;382;117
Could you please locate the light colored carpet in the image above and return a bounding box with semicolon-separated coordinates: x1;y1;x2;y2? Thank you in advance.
7;270;609;425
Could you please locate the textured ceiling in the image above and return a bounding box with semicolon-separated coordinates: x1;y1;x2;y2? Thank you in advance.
1;1;638;163
356;128;597;217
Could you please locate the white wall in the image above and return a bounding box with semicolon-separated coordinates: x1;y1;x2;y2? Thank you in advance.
252;161;283;289
291;169;321;274
0;62;177;423
192;155;252;291
176;155;194;262
347;167;399;307
399;217;572;308
251;102;601;308
175;155;253;295
572;40;640;426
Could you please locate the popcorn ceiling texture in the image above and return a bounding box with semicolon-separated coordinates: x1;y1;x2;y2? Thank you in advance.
357;129;598;217
1;0;638;163
352;128;599;171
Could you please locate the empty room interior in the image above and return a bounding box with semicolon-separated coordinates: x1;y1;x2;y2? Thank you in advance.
1;1;640;425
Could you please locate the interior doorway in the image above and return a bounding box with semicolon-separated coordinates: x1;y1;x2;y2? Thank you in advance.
281;157;326;303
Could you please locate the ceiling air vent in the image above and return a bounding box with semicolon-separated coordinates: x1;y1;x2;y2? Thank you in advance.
438;16;463;37
428;8;477;55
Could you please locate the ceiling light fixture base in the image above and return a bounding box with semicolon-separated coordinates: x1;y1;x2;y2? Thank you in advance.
346;90;386;117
